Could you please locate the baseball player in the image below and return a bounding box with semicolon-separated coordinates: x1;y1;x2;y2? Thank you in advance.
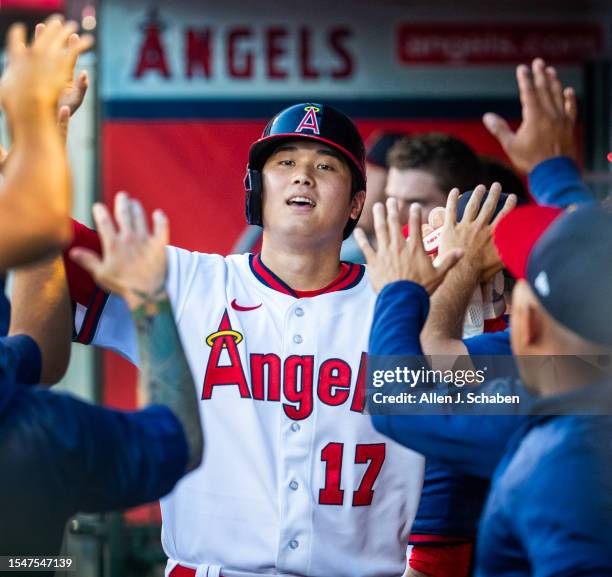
64;103;461;577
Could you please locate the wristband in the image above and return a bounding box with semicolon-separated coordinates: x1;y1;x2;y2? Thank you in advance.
410;540;473;577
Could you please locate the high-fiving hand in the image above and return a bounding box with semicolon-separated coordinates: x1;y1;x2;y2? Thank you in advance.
70;193;170;310
438;183;517;282
0;16;92;129
34;20;92;142
483;58;577;173
354;198;463;295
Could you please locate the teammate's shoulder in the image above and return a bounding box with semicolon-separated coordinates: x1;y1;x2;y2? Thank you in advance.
166;246;248;262
166;246;247;268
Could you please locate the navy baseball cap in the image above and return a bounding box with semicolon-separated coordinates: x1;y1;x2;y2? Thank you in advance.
494;204;612;346
456;189;527;222
365;132;407;168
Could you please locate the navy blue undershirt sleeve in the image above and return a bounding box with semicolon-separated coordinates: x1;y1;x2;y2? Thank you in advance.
464;330;511;356
0;335;42;385
5;389;190;513
374;412;519;478
411;460;490;539
72;401;190;511
369;281;522;478
528;157;595;207
370;280;429;356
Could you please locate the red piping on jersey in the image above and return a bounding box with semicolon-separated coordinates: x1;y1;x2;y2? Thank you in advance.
64;220;110;344
76;287;109;344
169;565;225;577
249;253;364;298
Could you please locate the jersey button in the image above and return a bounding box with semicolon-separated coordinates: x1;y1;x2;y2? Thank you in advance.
295;307;304;317
289;540;299;550
293;334;303;344
290;422;300;432
289;480;299;491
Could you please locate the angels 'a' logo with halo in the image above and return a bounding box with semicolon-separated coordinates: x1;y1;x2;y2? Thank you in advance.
295;105;321;135
206;311;243;348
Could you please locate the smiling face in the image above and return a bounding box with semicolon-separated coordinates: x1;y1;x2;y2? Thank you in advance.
260;139;365;249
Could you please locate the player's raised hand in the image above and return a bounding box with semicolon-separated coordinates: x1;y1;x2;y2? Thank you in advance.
70;192;169;310
0;16;93;129
355;197;463;295
482;58;577;174
34;21;90;118
438;183;516;282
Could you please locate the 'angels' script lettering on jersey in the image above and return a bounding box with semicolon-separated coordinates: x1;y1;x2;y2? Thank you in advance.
202;310;366;419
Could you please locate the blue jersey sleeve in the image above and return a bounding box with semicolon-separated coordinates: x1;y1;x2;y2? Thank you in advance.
0;335;42;385
373;412;521;479
369;280;429;356
528;157;595;207
369;281;525;478
463;329;518;378
411;460;490;541
3;388;189;513
511;427;612;577
464;330;511;356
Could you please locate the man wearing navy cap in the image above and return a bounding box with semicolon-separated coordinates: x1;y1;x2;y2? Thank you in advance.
474;203;612;577
359;196;612;576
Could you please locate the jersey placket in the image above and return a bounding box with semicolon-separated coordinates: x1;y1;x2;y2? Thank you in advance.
276;298;316;575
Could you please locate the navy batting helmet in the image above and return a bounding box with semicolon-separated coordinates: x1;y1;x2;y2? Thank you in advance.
245;103;366;240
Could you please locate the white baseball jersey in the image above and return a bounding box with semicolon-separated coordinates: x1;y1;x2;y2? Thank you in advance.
73;248;425;577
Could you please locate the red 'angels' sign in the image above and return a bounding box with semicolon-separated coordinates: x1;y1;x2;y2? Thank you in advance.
397;23;603;65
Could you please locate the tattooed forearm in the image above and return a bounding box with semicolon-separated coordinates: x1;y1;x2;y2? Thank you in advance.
132;295;203;472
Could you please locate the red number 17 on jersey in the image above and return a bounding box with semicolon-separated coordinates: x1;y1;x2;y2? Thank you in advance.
319;442;386;507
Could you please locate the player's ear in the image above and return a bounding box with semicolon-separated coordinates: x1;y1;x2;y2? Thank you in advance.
525;302;545;347
350;189;366;220
510;281;542;351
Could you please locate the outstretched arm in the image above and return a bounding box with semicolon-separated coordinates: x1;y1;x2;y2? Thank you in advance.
71;193;203;472
421;184;516;358
483;58;593;206
7;23;92;384
0;17;92;270
9;257;72;384
360;196;522;479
